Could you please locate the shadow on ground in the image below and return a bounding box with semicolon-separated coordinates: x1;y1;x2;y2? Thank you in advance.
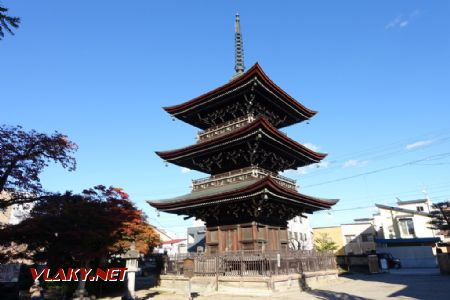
308;289;371;300
337;271;449;300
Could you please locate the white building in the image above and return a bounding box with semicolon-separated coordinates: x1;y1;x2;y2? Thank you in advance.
0;192;33;225
152;227;187;255
287;215;313;250
375;199;439;240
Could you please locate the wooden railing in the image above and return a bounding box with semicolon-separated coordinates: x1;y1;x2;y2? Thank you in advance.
162;250;336;277
192;166;297;192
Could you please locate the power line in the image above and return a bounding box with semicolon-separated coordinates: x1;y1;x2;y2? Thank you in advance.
302;152;450;189
298;136;450;180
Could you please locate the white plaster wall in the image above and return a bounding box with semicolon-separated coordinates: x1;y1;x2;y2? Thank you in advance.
378;207;437;239
398;200;432;213
287;215;313;250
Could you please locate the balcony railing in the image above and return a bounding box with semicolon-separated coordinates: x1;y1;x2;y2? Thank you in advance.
196;115;255;143
192;166;297;192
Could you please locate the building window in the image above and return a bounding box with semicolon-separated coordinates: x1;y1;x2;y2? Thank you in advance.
361;234;373;242
188;233;195;244
345;235;356;243
416;206;424;212
399;218;415;236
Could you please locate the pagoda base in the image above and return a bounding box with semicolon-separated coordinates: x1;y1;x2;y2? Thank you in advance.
157;271;339;294
205;222;288;254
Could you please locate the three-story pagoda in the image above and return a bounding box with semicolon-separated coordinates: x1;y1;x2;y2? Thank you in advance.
148;14;337;253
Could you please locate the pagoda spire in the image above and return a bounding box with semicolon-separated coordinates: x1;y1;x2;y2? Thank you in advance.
233;13;245;78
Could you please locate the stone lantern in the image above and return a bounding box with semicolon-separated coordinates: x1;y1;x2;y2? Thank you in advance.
122;242;140;300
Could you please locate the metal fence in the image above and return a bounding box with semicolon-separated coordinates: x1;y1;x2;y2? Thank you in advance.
162;250;336;277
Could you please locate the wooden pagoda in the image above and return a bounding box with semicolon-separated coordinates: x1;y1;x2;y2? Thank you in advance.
148;14;337;254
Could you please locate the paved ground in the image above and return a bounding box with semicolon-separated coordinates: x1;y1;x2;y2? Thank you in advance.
100;269;450;300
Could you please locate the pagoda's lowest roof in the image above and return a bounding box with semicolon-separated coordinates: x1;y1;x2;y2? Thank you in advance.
163;63;317;129
147;176;338;213
156;117;326;174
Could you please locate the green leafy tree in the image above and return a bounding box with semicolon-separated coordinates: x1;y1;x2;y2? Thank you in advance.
0;125;78;209
315;233;338;252
0;5;20;39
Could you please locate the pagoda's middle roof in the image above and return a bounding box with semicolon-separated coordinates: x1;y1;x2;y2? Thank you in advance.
148;176;338;214
156;117;326;174
163;63;317;130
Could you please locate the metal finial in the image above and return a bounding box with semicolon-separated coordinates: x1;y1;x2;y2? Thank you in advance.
234;13;245;77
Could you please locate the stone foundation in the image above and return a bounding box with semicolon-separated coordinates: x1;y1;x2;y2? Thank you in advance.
157;270;338;295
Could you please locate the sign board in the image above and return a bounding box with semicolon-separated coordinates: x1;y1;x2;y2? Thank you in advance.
379;258;388;272
0;264;21;282
183;258;195;278
368;255;379;274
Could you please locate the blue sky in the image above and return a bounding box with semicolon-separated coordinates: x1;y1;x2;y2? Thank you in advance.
2;1;450;235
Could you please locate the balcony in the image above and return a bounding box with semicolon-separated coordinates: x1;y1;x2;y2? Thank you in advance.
196;115;255;143
192;166;297;192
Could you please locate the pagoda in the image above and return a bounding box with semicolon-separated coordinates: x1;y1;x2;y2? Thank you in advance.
148;14;337;254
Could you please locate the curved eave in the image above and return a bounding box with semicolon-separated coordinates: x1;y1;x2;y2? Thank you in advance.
163;63;317;119
156;116;326;162
148;176;338;211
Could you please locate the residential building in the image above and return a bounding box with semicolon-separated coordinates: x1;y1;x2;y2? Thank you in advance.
187;226;206;252
152;227;187;255
0;192;32;225
375;199;439;240
287;216;314;250
340;223;376;255
313;222;377;255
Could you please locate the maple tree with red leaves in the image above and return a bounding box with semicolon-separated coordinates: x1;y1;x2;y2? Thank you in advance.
0;186;159;268
0;124;78;209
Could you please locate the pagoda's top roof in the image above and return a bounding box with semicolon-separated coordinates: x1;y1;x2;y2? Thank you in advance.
156;117;326;174
148;176;338;213
163;63;317;130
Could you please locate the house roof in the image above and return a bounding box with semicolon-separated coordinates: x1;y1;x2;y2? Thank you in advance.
160;238;187;245
397;199;428;205
354;218;374;222
375;203;432;217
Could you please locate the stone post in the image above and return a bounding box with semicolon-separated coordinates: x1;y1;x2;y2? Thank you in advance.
122;242;140;300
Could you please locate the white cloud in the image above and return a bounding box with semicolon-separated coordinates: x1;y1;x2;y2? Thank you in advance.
342;159;368;169
405;139;434;150
303;142;320;152
180;167;191;173
399;21;409;27
386;10;420;29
